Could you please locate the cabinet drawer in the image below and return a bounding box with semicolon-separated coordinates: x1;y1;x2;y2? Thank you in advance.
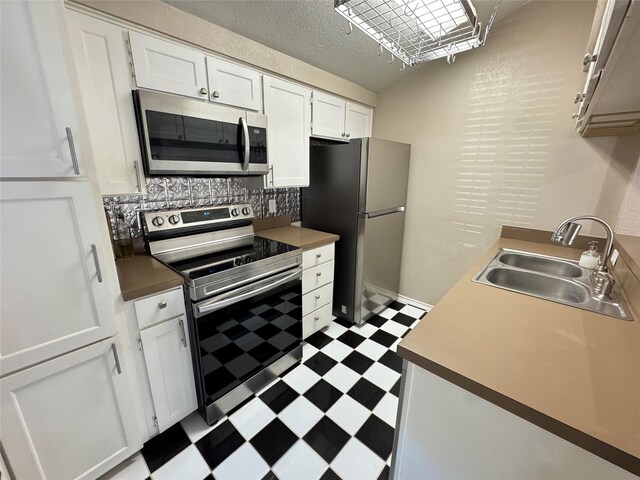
302;283;333;316
303;302;334;339
302;243;335;269
134;287;185;330
302;261;334;294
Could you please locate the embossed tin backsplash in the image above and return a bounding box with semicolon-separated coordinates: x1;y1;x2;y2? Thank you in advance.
103;176;300;238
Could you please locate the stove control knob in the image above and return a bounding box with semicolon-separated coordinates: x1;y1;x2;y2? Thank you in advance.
233;258;243;266
151;216;164;227
231;208;240;217
168;214;180;225
242;207;251;216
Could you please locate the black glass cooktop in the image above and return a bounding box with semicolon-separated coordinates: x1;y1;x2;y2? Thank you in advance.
167;237;299;280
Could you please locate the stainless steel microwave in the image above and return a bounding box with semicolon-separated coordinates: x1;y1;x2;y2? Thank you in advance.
133;90;268;176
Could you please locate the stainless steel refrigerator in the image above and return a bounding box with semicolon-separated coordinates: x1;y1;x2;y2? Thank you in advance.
302;138;411;325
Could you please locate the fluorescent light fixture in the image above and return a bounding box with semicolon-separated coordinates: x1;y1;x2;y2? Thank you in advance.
335;0;499;65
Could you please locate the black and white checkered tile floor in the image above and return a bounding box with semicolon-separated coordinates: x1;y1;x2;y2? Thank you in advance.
102;302;426;480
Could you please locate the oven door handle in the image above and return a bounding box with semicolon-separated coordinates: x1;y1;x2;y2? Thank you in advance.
194;267;302;317
240;116;250;171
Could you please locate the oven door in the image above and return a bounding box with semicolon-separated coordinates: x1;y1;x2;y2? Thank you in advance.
192;267;302;408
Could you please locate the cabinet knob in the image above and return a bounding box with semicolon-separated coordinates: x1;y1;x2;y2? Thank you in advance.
314;316;320;321
315;294;321;299
212;91;220;98
158;301;167;309
316;253;322;258
346;133;351;138
341;132;346;137
583;52;597;66
572;113;579;119
200;87;208;95
316;272;322;277
574;92;585;104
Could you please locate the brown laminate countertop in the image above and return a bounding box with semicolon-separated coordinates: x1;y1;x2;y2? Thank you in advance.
257;225;339;250
116;255;184;301
398;237;640;474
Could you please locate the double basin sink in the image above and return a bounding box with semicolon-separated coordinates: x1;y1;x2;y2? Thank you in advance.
473;248;632;320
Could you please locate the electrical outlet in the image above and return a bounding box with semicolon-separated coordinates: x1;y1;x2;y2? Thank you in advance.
268;199;276;213
341;305;348;314
610;248;619;266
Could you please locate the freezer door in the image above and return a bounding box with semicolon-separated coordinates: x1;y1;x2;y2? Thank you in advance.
360;138;411;213
354;210;405;324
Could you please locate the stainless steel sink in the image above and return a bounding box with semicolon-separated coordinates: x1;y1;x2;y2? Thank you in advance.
473;248;632;320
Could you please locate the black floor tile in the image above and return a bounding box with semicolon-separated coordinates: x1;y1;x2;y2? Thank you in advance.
305;351;338;376
141;422;191;472
347;378;385;410
261;472;279;480
378;350;403;373
356;415;395;460
392;312;419;327
305;331;333;349
336;330;366;348
304;379;343;412
250;418;298;465
378;465;390;480
303;416;351;463
387;301;406;311
369;330;397;347
342;350;374;375
195;420;245;470
334;317;352;328
203;475;214;480
259;380;299;413
390;378;401;397
320;467;342;480
367;314;388;328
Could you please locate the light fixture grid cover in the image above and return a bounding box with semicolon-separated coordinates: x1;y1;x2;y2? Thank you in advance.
335;0;482;64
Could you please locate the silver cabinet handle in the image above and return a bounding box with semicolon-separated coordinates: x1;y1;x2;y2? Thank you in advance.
65;127;80;175
314;315;320;321
90;244;103;283
346;133;351;138
179;319;187;347
315;294;320;299
134;161;142;192
212;91;220;98
316;272;322;277
200;87;208;95
269;165;274;186
111;343;122;375
240;116;250;171
316;253;322;258
341;132;345;137
158;301;167;309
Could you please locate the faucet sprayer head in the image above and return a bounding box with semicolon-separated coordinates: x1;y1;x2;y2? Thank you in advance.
551;222;582;246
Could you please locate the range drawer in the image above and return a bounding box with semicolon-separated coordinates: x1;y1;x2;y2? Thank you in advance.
302;243;335;269
134;287;186;330
303;302;333;339
302;261;334;294
302;283;333;315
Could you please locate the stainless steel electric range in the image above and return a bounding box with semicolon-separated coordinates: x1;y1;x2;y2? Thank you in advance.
141;204;303;425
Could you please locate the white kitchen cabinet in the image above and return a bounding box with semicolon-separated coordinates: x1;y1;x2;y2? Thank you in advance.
206;56;262;110
0;0;84;177
67;10;146;195
263;76;312;188
0;182;117;375
129;31;209;100
1;337;141;480
302;243;336;339
311;90;373;141
140;315;198;433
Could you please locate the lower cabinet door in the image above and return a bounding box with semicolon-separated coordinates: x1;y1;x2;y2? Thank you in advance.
0;337;141;480
140;316;197;433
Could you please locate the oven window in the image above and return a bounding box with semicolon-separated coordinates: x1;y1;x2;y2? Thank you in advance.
145;110;242;163
195;276;302;403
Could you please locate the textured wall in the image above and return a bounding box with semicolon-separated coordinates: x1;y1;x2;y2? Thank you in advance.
372;1;640;305
616;155;640;235
103;176;299;238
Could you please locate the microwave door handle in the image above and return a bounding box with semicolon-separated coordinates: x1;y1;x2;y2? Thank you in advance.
240;116;250;171
195;268;301;316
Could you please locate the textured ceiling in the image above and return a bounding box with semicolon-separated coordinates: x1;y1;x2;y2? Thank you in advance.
165;0;529;92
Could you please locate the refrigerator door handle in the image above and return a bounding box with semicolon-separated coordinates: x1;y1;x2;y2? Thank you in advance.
359;206;405;219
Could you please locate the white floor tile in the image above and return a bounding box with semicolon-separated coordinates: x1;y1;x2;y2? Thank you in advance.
326;395;371;435
152;445;210;480
212;442;270;480
390;338;402;352
273;440;328;480
352;322;377;338
331;438;386;480
278;396;324;437
363;362;401;391
356;338;387;361
181;411;218;443
321;339;352;362
379;308;398;320
399;304;425;319
380;320;409;338
323;321;348;339
322;363;361;393
373;393;399;427
302;342;319;361
282;364;321;394
99;453;149;480
229;397;276;440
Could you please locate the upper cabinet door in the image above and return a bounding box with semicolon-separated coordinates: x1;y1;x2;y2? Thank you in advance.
263;76;311;188
345;101;373;140
1;1;83;178
67;11;146;195
311;91;347;141
206;56;262;111
0;182;117;375
129;31;208;100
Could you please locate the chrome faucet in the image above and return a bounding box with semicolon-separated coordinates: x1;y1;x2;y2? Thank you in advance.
551;216;615;298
